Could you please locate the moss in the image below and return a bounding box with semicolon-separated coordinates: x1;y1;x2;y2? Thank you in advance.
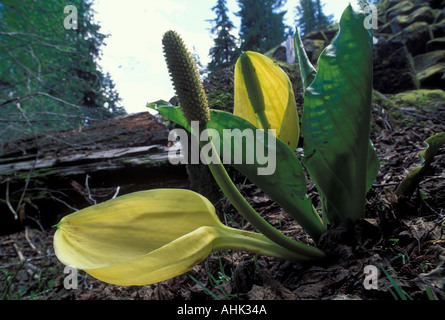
386;1;416;21
413;50;445;73
426;37;445;51
372;89;445;129
418;63;445;81
390;89;445;108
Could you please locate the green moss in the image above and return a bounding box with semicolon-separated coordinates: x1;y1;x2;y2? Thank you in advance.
390;89;445;108
386;1;416;20
372;89;445;130
414;50;445;73
418;63;445;81
384;89;445;128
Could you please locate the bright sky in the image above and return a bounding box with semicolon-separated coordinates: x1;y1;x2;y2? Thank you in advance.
92;0;353;114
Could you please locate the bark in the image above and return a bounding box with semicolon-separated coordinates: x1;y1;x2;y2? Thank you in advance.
0;112;189;234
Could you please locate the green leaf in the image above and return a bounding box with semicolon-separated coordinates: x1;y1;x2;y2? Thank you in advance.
301;5;374;223
146;99;173;109
396;132;445;197
295;22;380;194
294;27;317;91
155;105;325;241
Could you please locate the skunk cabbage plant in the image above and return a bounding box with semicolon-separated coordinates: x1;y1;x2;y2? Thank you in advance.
54;3;379;286
54;189;317;286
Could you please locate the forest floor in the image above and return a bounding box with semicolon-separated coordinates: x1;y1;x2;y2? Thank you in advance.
0;90;444;301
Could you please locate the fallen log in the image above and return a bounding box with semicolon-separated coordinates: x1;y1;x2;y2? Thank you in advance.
0;112;189;235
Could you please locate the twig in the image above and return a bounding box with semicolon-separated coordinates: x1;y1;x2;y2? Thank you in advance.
0;253;56;269
112;186;121;199
401;110;431;120
0;92;82;109
85;174;97;205
419;176;445;185
5;180;19;220
14;102;40;217
372;182;400;188
24;226;42;255
0;111;101;121
25;215;46;233
13;243;25;262
50;195;78;212
0;31;75;52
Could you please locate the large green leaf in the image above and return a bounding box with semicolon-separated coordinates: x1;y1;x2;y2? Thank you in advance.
294;23;379;196
301;5;374;223
155;105;326;240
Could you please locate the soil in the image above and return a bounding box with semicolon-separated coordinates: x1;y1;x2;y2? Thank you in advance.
0;91;444;301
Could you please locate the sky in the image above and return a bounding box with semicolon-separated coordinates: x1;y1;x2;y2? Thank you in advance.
92;0;353;114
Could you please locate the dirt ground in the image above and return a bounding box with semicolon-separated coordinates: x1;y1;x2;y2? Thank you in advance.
1;91;444;301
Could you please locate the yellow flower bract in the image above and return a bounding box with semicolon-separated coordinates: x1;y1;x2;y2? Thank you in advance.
234;51;300;151
54;189;225;286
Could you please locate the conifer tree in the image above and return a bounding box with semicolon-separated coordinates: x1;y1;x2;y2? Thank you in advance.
208;0;239;73
0;0;123;142
296;0;333;35
314;0;333;28
237;0;289;53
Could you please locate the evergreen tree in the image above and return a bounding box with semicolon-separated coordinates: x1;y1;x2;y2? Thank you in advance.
208;0;239;73
314;0;334;27
0;0;124;143
296;0;316;36
296;0;333;35
237;0;289;53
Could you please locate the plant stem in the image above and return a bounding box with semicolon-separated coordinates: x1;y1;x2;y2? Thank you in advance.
201;139;325;260
215;225;324;261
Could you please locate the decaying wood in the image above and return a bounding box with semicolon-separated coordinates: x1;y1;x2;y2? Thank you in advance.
0;112;189;234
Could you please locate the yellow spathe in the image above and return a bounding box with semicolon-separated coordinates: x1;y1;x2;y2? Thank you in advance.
54;189;225;285
234;51;300;151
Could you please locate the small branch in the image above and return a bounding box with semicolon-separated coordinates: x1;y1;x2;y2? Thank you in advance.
0;32;75;52
85;174;97;205
13;243;25;262
372;182;400;188
419;176;445;185
0;253;56;269
14;102;40;217
0;92;82;109
25;226;39;252
112;186;121;199
5;180;19;220
50;195;78;213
